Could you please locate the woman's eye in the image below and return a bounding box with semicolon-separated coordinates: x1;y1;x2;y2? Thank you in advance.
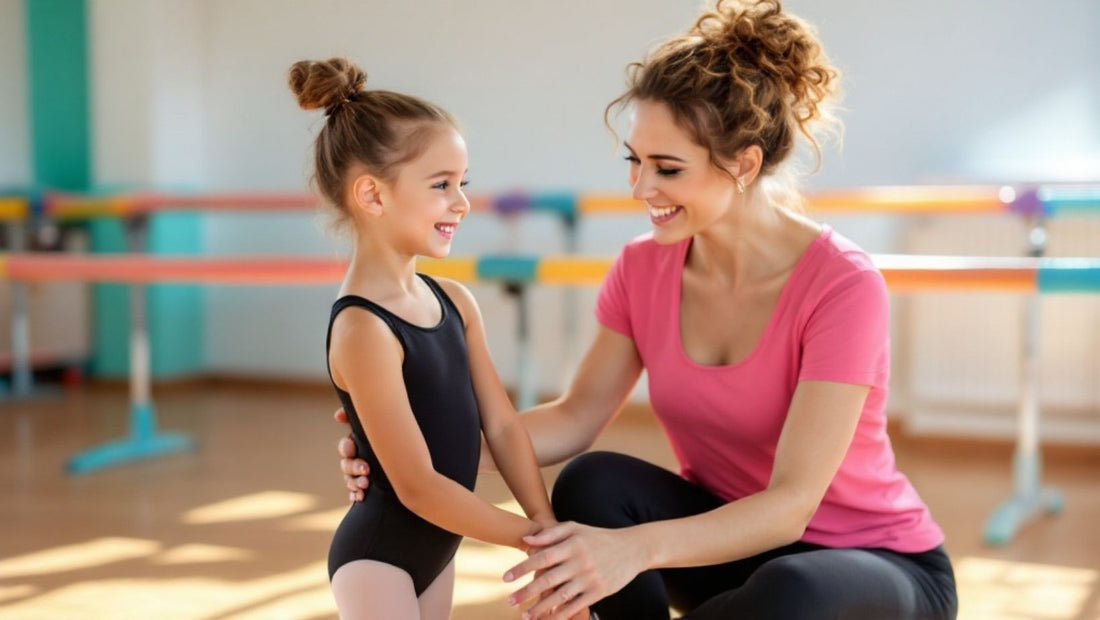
623;155;640;164
656;167;682;177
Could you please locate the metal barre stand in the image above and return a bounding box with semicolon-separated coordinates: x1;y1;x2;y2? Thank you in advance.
982;210;1064;545
66;215;196;474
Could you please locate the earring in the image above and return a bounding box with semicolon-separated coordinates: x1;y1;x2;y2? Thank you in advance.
735;177;745;194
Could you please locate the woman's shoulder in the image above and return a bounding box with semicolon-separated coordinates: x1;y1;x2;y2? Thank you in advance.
792;227;887;314
809;227;880;280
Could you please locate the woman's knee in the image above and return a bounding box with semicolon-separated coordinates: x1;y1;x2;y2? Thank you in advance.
551;451;639;525
731;555;836;618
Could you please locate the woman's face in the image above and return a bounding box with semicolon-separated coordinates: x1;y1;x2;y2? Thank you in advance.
624;100;741;245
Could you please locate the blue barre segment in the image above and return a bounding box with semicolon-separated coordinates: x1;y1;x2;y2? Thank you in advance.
66;403;196;474
530;192;577;218
477;255;539;282
1038;259;1100;293
1039;186;1100;216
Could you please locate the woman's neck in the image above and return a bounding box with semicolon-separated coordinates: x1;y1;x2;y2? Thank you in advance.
687;189;802;289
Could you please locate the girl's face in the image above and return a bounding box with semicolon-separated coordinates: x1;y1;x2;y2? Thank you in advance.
624;100;741;245
381;126;470;259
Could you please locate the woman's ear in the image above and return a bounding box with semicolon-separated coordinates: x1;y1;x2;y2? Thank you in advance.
733;145;764;188
350;173;384;217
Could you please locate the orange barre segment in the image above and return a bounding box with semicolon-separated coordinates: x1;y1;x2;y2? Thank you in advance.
141;193;318;211
48;194;134;219
809;186;1010;214
3;254;347;284
874;254;1037;292
577;194;644;214
0;198;29;221
465;193;493;212
881;269;1036;293
537;257;614;285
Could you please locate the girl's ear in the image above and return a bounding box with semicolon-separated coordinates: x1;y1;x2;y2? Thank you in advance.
350;173;384;217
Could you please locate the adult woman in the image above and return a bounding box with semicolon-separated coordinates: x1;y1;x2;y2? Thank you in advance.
338;2;957;618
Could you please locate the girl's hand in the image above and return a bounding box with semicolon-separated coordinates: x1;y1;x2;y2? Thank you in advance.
505;522;647;620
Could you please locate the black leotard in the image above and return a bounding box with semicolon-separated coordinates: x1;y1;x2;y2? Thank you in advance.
326;274;481;595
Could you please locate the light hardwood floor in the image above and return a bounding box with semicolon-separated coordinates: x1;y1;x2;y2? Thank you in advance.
1;382;1098;619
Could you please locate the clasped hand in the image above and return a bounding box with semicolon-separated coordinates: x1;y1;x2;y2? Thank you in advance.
505;521;647;620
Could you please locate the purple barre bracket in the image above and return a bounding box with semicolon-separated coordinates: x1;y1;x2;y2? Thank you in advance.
1008;186;1044;218
494;192;531;216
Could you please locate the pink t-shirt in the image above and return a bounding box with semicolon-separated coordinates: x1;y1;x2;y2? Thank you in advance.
596;226;943;552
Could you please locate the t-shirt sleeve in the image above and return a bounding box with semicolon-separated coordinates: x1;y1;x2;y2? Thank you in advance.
594;249;633;338
799;268;889;386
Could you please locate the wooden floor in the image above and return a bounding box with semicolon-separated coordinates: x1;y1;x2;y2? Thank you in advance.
1;381;1098;619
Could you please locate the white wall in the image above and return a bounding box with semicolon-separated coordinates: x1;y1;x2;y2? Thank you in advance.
91;0;206;189
83;0;1100;390
792;0;1100;187
0;0;29;188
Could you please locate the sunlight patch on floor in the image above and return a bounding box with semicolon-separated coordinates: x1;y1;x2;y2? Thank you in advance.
153;543;255;565
182;491;318;524
0;586;37;605
282;507;347;532
220;585;334;620
956;556;1097;620
0;561;330;619
0;537;161;580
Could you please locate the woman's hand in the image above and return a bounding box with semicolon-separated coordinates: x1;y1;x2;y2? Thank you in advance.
505;522;648;620
335;408;369;502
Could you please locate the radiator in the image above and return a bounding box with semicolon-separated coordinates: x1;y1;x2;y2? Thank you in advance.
897;215;1100;443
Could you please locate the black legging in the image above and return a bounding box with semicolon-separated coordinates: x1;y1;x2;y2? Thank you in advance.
551;451;958;620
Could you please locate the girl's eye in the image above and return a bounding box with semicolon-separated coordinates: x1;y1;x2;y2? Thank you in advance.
460;180;469;188
656;167;682;177
432;181;450;190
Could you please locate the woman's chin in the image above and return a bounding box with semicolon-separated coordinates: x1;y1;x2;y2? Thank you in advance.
651;226;690;246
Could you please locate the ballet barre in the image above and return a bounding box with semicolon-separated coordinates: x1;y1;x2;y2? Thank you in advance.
34;184;1100;221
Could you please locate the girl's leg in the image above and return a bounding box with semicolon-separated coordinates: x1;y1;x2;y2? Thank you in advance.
331;559;420;620
418;558;456;620
683;546;958;620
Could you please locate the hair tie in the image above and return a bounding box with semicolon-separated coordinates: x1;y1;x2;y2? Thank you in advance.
325;90;358;117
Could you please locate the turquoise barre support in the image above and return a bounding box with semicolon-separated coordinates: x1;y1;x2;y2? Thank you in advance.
1039;186;1100;216
529;192;577;218
66;403;195;474
1038;259;1100;293
477;254;539;282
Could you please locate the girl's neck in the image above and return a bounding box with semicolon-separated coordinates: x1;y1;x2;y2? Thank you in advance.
341;229;421;300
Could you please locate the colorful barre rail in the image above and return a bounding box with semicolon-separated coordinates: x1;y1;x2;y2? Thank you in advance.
2;252;1099;292
0;184;1095;222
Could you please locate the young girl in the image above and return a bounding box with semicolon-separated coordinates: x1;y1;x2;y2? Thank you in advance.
289;58;557;619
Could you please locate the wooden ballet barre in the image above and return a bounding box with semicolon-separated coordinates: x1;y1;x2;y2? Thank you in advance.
36;184;1100;221
3;253;1098;292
